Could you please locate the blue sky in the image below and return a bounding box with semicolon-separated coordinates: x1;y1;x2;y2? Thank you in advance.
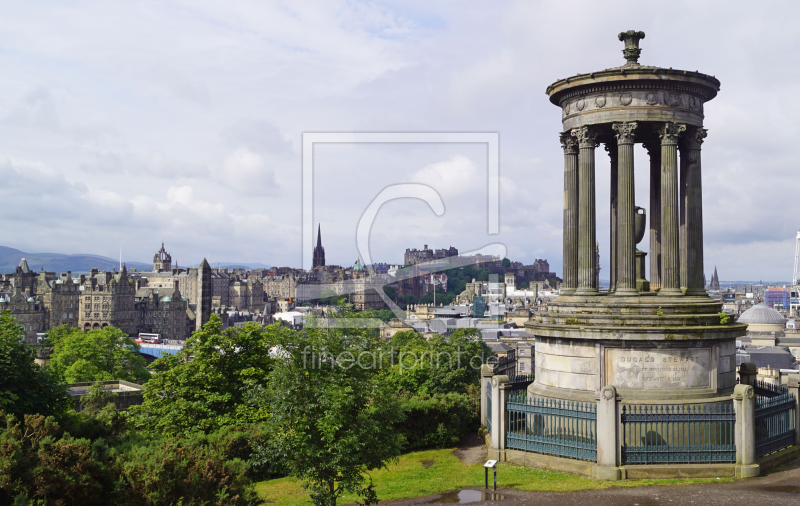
0;0;798;281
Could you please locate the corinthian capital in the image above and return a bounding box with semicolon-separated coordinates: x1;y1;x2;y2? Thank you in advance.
681;127;708;151
571;126;600;149
612;121;638;144
656;122;686;146
559;131;578;154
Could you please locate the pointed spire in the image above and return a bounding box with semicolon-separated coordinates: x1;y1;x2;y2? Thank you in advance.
316;224;322;248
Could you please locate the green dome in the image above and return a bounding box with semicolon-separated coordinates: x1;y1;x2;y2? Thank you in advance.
161;296;172;302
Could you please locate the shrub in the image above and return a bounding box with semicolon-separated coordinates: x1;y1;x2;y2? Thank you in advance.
395;393;477;450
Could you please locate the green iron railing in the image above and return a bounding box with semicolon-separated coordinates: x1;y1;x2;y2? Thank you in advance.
755;392;796;458
508;374;534;390
506;391;597;462
486;380;492;435
621;403;735;464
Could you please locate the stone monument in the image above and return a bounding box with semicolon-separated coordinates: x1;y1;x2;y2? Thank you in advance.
525;31;747;401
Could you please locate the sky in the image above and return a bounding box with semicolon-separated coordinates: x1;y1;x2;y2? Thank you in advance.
0;0;799;281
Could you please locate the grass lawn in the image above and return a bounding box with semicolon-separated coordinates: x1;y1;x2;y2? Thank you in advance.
255;447;732;505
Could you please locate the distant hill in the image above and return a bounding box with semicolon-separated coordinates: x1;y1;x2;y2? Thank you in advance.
0;246;270;274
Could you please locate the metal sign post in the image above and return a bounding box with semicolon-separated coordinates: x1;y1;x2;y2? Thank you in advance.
483;460;497;490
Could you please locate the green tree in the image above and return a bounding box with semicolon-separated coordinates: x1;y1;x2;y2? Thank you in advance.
0;311;70;419
48;326;150;384
502;257;511;268
262;320;404;506
43;324;81;348
129;315;283;435
381;328;490;396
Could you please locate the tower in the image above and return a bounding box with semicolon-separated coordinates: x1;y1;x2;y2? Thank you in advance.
312;224;326;268
710;266;720;291
196;258;212;330
153;242;172;272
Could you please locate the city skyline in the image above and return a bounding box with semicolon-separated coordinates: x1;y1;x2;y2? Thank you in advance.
0;1;799;280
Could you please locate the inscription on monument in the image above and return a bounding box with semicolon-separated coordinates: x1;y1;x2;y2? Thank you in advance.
605;348;711;390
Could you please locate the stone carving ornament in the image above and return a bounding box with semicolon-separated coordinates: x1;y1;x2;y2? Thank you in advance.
657;122;686;145
620;92;633;106
571;126;600;148
559;131;579;154
612;121;638;144
595;95;606;108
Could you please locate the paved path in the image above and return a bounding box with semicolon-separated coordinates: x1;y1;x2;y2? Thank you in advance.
389;462;800;506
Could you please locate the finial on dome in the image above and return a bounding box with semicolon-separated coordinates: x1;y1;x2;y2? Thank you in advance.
618;30;645;66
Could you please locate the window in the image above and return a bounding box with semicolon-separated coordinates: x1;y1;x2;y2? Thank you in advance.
520;362;525;372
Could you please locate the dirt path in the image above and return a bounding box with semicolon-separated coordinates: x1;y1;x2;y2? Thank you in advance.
451;433;487;465
388;458;800;505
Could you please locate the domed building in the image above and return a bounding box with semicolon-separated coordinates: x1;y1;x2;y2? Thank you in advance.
737;303;786;334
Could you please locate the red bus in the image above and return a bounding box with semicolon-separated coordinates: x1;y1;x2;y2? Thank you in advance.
134;333;162;344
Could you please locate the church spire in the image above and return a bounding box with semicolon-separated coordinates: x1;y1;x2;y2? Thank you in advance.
317;224;322;248
313;224;326;269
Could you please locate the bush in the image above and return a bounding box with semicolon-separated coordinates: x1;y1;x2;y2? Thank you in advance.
395;393;477;450
0;412;262;506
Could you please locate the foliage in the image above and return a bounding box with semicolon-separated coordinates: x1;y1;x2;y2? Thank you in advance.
260;315;404;506
48;326;150;384
501;258;511;268
395;393;477;450
719;312;730;324
0;310;70;420
129;314;284;435
381;328;491;396
0;412;262;506
42;324;82;348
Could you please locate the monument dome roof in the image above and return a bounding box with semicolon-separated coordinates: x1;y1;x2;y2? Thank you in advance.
737;304;786;325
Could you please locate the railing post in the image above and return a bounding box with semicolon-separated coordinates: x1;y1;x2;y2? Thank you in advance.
733;383;759;478
738;362;757;386
490;375;510;451
788;373;800;447
594;385;622;480
481;364;495;429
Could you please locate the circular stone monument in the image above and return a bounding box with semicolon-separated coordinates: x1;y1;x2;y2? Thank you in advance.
525;31;747;402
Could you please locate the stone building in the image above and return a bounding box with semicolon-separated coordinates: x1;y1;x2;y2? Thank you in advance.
37;270;80;329
0;289;46;343
78;266;137;334
133;282;189;341
403;244;458;266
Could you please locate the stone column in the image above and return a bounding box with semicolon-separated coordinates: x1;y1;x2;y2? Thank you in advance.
595;385;622;480
480;364;495;429
681;127;709;296
490;375;510;450
572;126;600;295
613;122;638;295
645;141;662;291
560;132;579;295
607;143;618;293
788;374;800;446
657;122;686;297
733;383;759;477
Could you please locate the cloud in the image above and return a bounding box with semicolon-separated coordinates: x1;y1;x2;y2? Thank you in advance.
409;154;482;197
220;148;280;195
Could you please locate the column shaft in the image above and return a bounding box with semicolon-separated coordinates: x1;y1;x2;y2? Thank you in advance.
646;142;662;291
683;127;708;295
658;122;686;296
560;133;579;295
607;143;618;292
680;151;688;289
613;122;638;295
572;126;599;295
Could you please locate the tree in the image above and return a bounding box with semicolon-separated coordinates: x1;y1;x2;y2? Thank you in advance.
262;320;404;506
502;257;511;268
0;311;70;419
129;314;283;435
43;324;81;348
381;328;490;396
48;326;150;384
